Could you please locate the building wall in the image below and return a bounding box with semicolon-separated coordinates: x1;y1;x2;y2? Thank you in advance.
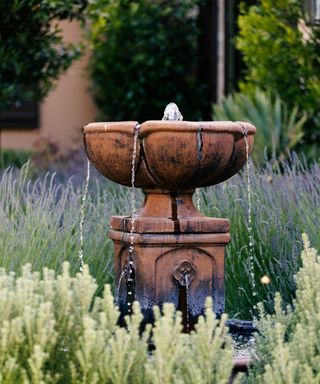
1;21;97;151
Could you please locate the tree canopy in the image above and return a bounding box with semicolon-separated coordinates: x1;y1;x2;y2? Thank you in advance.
0;0;88;110
237;0;320;142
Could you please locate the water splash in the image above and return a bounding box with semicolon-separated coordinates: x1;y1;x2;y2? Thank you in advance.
232;334;256;358
162;102;183;121
243;132;257;309
78;159;91;272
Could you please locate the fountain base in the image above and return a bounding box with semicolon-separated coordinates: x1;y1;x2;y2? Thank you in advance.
109;190;230;329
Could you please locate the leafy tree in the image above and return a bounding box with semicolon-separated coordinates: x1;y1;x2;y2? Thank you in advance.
237;0;320;143
86;0;207;121
0;0;88;110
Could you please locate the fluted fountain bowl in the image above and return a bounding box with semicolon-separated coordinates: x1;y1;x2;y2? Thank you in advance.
83;120;256;190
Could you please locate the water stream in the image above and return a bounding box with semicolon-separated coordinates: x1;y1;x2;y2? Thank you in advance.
184;273;190;332
115;268;128;306
78;159;91;272
115;123;140;311
243;133;257;309
126;123;140;313
195;188;201;211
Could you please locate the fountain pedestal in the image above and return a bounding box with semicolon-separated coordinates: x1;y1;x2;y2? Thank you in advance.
109;189;230;329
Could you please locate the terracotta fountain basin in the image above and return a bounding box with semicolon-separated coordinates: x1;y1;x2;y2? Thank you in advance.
83;120;255;190
84;120;255;235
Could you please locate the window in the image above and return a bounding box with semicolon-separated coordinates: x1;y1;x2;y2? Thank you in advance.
0;101;39;129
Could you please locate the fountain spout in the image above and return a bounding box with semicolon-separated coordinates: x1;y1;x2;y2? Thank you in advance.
162;102;183;121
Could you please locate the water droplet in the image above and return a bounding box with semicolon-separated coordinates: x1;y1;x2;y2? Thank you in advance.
261;275;271;285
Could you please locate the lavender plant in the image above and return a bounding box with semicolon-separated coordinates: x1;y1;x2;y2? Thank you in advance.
0;155;319;318
0;162;140;294
199;155;320;318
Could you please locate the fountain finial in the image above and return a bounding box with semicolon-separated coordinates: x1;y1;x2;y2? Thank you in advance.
162;103;183;121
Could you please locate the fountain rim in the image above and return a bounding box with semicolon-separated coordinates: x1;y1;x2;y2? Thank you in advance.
83;120;256;137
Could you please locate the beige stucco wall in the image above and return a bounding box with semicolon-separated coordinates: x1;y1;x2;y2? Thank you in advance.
2;21;97;151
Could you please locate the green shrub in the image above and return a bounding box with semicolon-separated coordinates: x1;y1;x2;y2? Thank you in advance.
236;0;320;142
0;149;35;169
248;235;320;383
0;263;234;383
86;0;207;121
213;88;306;164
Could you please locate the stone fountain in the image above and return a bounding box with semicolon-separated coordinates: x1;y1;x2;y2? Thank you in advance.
83;104;256;331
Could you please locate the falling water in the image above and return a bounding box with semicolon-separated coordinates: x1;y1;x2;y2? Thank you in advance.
184;273;190;332
129;123;140;226
115;267;128;306
243;133;257;309
78;159;91;272
115;123;140;312
126;123;140;314
195;188;201;211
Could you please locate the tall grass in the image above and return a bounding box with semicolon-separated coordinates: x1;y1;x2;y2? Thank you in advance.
0;155;319;318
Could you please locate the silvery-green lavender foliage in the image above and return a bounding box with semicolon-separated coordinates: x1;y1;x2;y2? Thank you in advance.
0;163;138;294
1;156;319;319
201;155;320;318
0;263;234;384
247;235;320;383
